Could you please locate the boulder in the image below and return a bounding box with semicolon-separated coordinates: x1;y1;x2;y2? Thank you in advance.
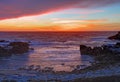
108;32;120;40
0;42;31;57
80;45;87;49
80;44;120;62
115;42;120;48
0;40;9;42
80;45;92;55
9;42;29;54
92;47;103;55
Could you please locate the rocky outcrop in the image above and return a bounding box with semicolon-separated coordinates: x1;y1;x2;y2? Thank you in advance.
115;42;120;48
108;32;120;40
77;43;120;74
9;42;29;54
80;45;93;55
0;40;9;42
0;42;31;57
80;43;120;62
80;43;120;55
80;45;109;56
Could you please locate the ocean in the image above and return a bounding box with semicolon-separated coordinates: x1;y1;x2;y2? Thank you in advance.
0;31;118;72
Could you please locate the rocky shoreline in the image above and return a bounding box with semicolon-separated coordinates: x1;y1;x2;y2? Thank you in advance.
80;42;120;63
71;42;120;74
72;32;120;74
0;32;120;82
55;32;120;81
108;31;120;40
0;41;32;57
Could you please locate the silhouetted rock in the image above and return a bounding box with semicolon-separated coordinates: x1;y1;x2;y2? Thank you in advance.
108;32;120;40
115;42;120;48
0;40;9;42
92;47;103;55
0;42;31;57
9;42;29;54
80;45;87;49
80;43;120;62
80;45;92;55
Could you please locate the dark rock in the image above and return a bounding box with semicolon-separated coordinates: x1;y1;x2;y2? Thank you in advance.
102;45;112;54
9;42;29;54
80;44;120;63
92;47;103;55
80;44;115;55
0;40;9;42
0;42;31;57
61;63;65;66
80;45;87;49
108;32;120;40
0;40;6;42
30;48;34;50
115;42;120;48
80;45;92;55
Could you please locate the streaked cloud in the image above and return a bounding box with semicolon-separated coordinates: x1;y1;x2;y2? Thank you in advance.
52;18;107;24
56;9;104;15
0;0;120;20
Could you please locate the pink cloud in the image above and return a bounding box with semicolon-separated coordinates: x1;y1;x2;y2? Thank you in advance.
57;10;104;15
0;0;120;20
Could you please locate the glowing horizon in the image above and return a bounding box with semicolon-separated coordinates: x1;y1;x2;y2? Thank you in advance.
0;0;120;31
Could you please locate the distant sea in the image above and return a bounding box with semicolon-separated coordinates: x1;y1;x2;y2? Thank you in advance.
0;31;119;72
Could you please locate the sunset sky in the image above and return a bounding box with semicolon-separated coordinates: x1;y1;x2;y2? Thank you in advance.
0;0;120;31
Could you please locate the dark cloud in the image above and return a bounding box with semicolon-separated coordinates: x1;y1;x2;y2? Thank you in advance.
0;0;120;20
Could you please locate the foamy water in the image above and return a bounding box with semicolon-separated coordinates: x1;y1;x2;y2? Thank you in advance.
0;31;118;72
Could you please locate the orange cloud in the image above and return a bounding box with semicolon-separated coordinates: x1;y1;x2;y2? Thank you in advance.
52;18;107;24
0;17;119;31
70;23;120;31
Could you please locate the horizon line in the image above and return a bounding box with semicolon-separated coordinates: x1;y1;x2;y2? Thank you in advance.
0;31;119;32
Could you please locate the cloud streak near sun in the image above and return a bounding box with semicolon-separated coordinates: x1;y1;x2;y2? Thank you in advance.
0;0;120;20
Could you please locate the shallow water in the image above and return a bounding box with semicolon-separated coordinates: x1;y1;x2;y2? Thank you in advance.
0;31;118;72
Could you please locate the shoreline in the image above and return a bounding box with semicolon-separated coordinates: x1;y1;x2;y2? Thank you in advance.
0;61;119;81
0;32;120;81
0;64;120;81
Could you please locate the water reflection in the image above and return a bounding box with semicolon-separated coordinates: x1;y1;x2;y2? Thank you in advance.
27;45;91;72
0;44;92;72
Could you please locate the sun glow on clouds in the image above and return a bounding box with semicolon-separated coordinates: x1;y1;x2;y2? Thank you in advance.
51;18;108;30
54;9;104;15
0;14;120;31
0;14;107;31
0;0;120;31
